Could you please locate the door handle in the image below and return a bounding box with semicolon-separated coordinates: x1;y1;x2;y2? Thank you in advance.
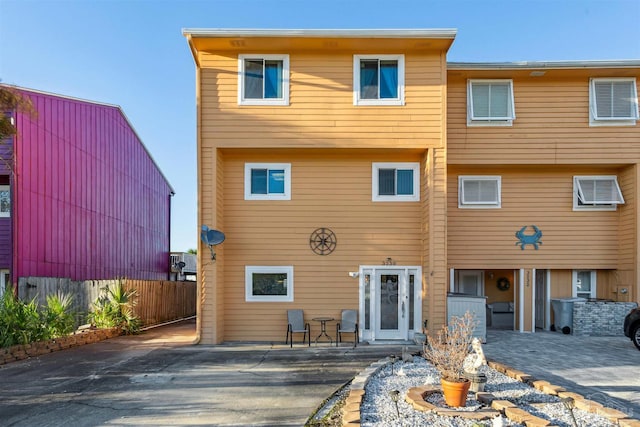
401;301;405;318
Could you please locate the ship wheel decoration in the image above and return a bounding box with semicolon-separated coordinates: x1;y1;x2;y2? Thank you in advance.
309;227;337;255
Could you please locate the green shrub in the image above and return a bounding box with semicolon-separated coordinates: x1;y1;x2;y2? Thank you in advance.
88;280;141;335
0;290;76;348
0;291;45;347
44;292;75;338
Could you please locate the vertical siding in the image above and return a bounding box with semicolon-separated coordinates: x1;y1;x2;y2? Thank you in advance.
13;90;172;281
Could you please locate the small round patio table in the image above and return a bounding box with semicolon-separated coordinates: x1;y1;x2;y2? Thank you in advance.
312;317;334;344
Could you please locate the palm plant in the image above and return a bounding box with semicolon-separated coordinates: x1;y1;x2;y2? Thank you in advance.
0;291;45;347
44;292;75;338
88;280;141;334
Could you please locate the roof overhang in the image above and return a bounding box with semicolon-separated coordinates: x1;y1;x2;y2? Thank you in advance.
183;28;457;65
448;60;640;79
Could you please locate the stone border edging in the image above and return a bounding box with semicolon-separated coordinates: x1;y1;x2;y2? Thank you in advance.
0;327;122;365
341;357;640;427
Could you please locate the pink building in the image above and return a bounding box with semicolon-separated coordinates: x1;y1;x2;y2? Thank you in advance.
0;85;173;291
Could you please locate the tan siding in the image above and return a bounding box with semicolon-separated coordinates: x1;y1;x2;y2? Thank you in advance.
617;165;638;302
448;167;623;269
199;52;445;149
221;149;424;341
448;74;640;164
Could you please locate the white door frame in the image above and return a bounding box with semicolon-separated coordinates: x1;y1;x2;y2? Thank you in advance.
358;266;422;342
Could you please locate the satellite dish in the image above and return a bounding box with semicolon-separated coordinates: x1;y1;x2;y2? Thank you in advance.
200;225;225;261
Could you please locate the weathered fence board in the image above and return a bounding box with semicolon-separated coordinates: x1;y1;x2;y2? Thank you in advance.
16;277;196;327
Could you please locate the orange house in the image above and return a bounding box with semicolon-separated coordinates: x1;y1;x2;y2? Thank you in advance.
184;29;640;344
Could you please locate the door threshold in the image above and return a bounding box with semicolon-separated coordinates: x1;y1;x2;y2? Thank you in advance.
367;340;415;345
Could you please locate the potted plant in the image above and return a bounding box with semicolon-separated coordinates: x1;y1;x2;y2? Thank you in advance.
423;311;477;407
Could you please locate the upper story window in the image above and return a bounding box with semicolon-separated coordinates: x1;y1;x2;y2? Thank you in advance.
244;163;291;200
467;80;515;126
372;162;419;202
354;55;405;106
0;186;9;217
573;175;624;211
458;176;501;208
589;78;639;126
238;54;289;106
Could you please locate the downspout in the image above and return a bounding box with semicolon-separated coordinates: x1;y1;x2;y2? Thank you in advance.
10;112;18;296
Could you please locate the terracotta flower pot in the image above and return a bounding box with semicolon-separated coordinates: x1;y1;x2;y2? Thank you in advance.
441;377;471;407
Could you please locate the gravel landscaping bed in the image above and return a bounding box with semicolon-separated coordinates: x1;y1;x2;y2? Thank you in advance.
360;357;617;427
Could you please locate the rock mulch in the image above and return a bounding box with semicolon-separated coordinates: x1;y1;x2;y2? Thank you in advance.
340;356;640;426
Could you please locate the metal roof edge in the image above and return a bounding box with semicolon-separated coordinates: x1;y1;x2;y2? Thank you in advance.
447;60;640;70
182;28;457;39
1;84;175;194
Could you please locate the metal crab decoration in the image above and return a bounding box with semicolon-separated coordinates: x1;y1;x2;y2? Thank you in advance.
515;225;543;250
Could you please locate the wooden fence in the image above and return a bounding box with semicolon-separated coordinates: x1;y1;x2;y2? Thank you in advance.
17;277;196;327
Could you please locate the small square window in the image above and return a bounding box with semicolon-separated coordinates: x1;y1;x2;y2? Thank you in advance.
238;55;289;106
372;163;419;202
573;270;596;299
589;78;639;126
245;266;293;302
467;80;515;126
244;163;291;200
459;176;501;208
0;186;9;218
573;176;624;211
354;55;404;106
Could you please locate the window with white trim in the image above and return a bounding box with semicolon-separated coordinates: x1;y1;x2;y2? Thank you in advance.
589;78;638;126
245;266;293;302
467;80;515;126
0;186;9;217
573;176;624;211
458;176;501;208
244;163;291;200
354;55;404;106
238;54;289;105
372;162;419;202
573;270;596;299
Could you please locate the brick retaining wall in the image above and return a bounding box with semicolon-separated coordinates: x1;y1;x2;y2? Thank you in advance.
0;327;121;365
572;301;638;336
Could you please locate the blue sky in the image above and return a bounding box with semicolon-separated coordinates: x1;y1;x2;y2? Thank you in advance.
1;0;639;252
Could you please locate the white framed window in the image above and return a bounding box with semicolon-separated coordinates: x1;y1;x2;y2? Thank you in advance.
245;266;293;302
244;163;291;201
372;162;419;202
354;55;405;106
589;78;638;126
572;270;596;299
458;176;501;208
238;54;289;106
0;186;9;217
0;269;8;298
573;176;624;211
467;79;515;126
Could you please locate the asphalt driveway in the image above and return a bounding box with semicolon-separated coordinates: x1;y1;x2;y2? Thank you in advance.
0;320;638;426
0;320;402;426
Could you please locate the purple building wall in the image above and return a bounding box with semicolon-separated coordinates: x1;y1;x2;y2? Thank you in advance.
11;88;173;281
